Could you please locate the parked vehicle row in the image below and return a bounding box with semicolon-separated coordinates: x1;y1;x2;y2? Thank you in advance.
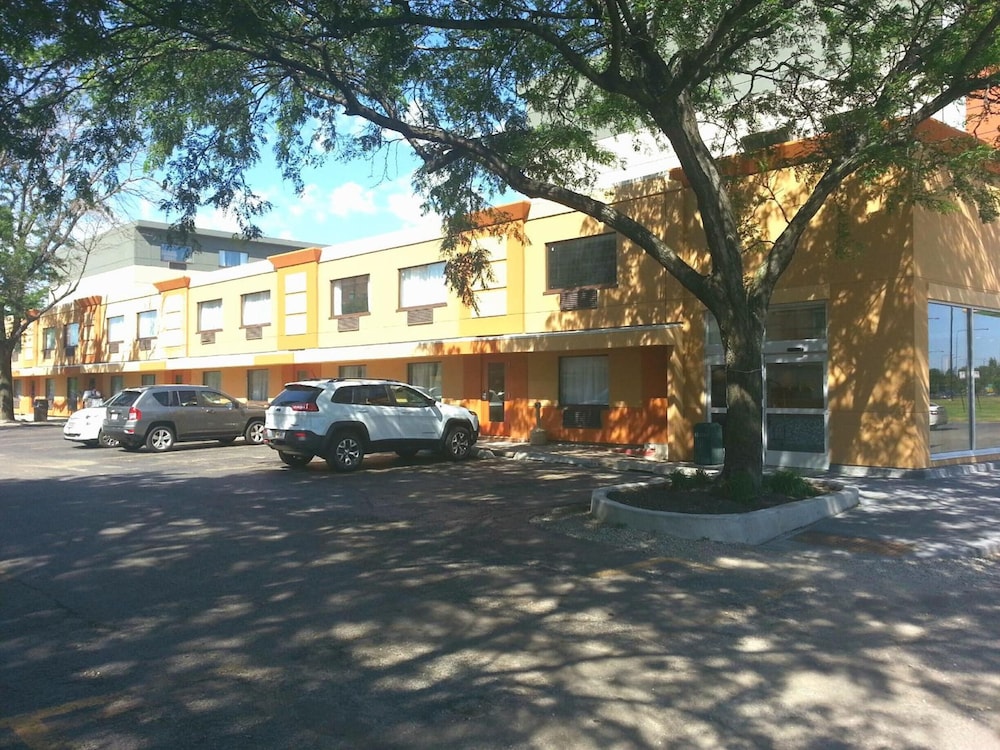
63;378;481;472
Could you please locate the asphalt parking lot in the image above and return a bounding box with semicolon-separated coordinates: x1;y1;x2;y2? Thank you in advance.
2;426;999;749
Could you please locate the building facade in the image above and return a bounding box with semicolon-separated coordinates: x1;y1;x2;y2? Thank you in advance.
12;128;1000;473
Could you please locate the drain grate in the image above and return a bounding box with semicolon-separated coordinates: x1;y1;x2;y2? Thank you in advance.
791;531;915;556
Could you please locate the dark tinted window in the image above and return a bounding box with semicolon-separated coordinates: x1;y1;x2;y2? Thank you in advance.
272;385;322;407
332;386;359;404
151;390;176;407
113;390;142;407
178;389;199;407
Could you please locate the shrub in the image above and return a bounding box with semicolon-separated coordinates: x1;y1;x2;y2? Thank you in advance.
765;470;816;499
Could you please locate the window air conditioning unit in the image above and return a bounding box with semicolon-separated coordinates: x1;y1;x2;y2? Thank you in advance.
338;316;360;332
138;338;153;351
245;325;263;340
407;308;433;326
560;288;599;311
109;341;120;354
200;331;216;345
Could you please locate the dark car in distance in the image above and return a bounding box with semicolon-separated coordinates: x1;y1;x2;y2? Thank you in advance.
102;384;267;452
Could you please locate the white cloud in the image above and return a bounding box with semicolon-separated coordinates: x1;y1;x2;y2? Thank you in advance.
326;182;378;217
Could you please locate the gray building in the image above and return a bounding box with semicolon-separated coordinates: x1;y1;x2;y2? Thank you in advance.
82;220;321;278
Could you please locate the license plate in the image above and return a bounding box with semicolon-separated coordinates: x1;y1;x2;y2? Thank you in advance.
110;413;118;421
268;429;285;439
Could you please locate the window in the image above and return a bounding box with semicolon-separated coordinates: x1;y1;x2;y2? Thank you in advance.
198;299;223;332
247;370;269;402
547;234;617;291
333;275;369;316
339;364;367;378
67;377;79;409
65;323;80;348
203;370;222;390
241;291;271;327
43;327;56;357
110;375;124;394
160;244;191;263
220;249;249;267
408;362;442;399
560;356;609;405
400;262;447;309
137;310;158;339
107;315;125;342
141;374;156;386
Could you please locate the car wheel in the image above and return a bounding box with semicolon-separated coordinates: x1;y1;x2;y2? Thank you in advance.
326;432;364;472
98;430;119;448
145;425;176;453
279;451;313;468
244;420;265;445
396;448;419;459
443;425;473;460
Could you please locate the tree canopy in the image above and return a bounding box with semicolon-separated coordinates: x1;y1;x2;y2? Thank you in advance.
30;0;1000;484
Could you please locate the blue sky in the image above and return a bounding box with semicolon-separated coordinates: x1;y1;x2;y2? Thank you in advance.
132;147;444;248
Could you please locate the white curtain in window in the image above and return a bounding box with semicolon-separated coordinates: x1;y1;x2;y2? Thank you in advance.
400;262;446;308
107;315;126;342
560;356;609;405
137;311;158;338
247;370;269;401
199;299;223;331
242;291;271;326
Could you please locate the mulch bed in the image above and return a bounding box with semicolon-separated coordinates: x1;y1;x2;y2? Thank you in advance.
606;484;814;515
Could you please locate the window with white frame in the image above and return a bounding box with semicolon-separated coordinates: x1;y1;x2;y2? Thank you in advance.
399;262;447;309
241;291;271;327
198;299;223;332
332;275;369;316
559;355;609;405
547;234;617;291
220;249;249;267
407;362;442;399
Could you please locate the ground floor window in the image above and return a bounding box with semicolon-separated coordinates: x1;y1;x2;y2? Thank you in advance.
203;370;222;390
247;370;269;402
110;375;124;395
928;302;1000;455
559;355;609;405
408;362;442;399
339;364;367;378
141;374;156;386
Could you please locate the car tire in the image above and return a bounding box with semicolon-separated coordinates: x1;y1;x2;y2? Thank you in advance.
326;432;364;472
279;451;313;468
443;425;473;460
244;420;265;445
98;430;119;448
145;425;176;453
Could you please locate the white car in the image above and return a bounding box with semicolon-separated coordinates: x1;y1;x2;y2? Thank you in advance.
930;403;948;429
63;396;121;447
264;378;480;470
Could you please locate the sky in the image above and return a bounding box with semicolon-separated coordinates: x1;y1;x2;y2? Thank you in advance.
131;147;445;249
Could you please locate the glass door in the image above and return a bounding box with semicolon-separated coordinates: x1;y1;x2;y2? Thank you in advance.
486;362;505;423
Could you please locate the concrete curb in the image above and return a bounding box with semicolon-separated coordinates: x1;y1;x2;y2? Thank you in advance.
590;479;860;545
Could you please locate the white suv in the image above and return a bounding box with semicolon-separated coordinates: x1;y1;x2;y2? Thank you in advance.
264;379;480;471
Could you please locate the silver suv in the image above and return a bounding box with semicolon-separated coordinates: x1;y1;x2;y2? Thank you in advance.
264;378;480;471
103;384;267;452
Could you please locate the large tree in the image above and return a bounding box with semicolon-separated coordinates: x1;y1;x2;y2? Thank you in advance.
0;39;145;422
88;0;1000;488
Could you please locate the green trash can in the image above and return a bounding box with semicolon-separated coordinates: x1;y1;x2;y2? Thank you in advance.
33;397;49;422
694;422;724;465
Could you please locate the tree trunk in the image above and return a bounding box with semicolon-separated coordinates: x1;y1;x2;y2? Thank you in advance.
0;343;15;422
719;312;766;492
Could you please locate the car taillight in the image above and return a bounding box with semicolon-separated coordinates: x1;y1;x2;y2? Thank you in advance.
290;402;319;412
128;406;142;420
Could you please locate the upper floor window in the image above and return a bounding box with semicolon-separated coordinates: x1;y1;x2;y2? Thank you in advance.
241;291;271;327
546;234;617;291
333;275;370;316
400;261;447;309
220;250;249;267
107;315;126;343
137;310;158;339
43;327;56;356
64;322;80;347
160;244;192;263
198;299;223;332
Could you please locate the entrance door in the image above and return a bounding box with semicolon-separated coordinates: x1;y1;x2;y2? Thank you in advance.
486;362;505;423
763;354;828;469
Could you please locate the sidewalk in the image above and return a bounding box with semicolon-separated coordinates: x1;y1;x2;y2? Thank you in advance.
478;439;1000;559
